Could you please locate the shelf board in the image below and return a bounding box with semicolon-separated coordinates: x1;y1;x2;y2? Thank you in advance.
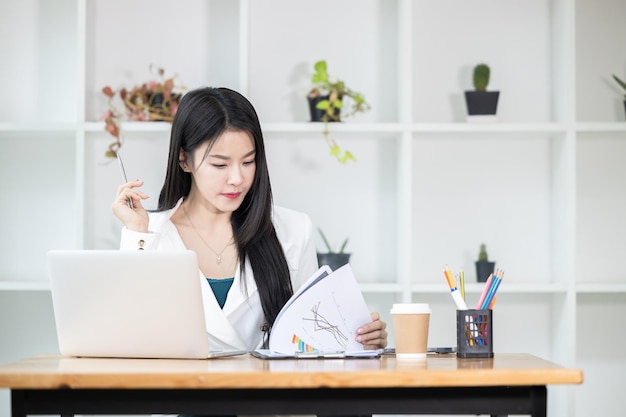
261;122;570;139
0;122;77;132
410;282;568;294
411;122;568;137
492;282;569;293
82;121;173;133
3;281;622;294
11;121;619;138
4;121;619;135
262;122;404;135
85;121;404;137
0;281;50;291
576;282;626;294
262;122;568;135
575;122;626;133
1;280;405;294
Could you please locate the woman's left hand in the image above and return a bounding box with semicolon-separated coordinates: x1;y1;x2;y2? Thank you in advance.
356;312;388;350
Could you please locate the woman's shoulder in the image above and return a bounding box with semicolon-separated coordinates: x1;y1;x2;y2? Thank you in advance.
272;205;312;230
147;209;174;232
272;205;314;245
272;206;318;286
147;199;183;232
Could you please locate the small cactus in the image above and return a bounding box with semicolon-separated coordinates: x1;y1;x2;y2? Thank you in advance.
478;243;489;262
473;64;490;92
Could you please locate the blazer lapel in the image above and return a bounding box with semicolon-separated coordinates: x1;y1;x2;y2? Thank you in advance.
199;273;248;349
158;203;261;350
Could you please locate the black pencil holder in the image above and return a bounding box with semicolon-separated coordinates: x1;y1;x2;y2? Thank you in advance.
456;309;494;358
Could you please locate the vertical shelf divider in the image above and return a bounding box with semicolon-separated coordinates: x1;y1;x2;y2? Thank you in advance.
549;1;577;414
238;0;250;96
397;0;413;302
75;0;87;249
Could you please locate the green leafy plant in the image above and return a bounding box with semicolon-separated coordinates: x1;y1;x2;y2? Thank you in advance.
100;65;186;158
473;64;491;92
308;60;371;164
478;243;489;262
318;228;349;254
612;74;626;99
309;60;370;121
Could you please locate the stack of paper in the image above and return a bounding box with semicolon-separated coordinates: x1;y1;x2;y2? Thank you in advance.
266;264;374;356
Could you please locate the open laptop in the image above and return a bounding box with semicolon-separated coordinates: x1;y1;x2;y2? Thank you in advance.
47;250;247;359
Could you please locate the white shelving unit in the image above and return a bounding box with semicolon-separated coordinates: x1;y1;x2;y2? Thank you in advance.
1;0;625;416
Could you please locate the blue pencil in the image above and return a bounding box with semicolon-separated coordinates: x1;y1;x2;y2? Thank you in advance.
481;270;503;309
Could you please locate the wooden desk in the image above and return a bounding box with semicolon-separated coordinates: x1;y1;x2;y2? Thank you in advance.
0;353;582;417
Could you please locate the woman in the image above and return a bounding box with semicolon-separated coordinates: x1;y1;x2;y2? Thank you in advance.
112;87;387;352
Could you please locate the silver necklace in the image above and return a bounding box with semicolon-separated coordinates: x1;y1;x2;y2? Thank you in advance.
182;204;233;264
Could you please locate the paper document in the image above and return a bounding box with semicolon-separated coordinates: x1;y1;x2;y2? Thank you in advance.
252;349;381;359
264;264;374;355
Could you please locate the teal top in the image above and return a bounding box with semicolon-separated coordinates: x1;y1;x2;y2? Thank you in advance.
206;277;234;309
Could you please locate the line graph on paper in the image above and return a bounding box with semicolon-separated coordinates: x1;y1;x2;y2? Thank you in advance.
268;264;373;354
300;293;352;350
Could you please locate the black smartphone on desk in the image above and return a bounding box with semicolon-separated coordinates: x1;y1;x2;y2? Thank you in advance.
381;347;456;355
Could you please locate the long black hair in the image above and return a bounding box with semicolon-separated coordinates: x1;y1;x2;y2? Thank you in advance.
157;87;292;326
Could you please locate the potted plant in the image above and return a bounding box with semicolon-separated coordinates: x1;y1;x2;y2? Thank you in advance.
316;228;351;271
100;65;186;158
611;74;626;119
307;60;371;164
475;243;495;283
464;63;500;119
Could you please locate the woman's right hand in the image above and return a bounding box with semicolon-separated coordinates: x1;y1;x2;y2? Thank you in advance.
112;180;150;233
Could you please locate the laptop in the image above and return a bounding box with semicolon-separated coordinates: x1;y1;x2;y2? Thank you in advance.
47;250;247;359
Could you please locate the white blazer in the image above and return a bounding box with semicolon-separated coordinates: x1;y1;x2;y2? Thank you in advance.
119;198;319;351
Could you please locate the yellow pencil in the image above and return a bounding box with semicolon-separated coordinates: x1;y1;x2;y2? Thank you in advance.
460;269;465;300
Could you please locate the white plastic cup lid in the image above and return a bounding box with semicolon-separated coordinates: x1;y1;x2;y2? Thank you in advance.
390;303;431;314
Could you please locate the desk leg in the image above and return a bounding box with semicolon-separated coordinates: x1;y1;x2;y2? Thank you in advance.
532;385;547;417
489;386;546;417
10;391;25;417
12;390;75;417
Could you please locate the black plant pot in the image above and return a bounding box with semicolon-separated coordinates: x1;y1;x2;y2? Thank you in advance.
464;91;500;115
317;253;351;271
475;261;496;283
307;94;341;122
142;92;182;121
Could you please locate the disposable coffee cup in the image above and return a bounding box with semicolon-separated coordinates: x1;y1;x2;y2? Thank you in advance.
390;303;431;359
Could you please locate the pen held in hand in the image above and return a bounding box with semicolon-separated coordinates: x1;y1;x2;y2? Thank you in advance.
116;153;134;209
